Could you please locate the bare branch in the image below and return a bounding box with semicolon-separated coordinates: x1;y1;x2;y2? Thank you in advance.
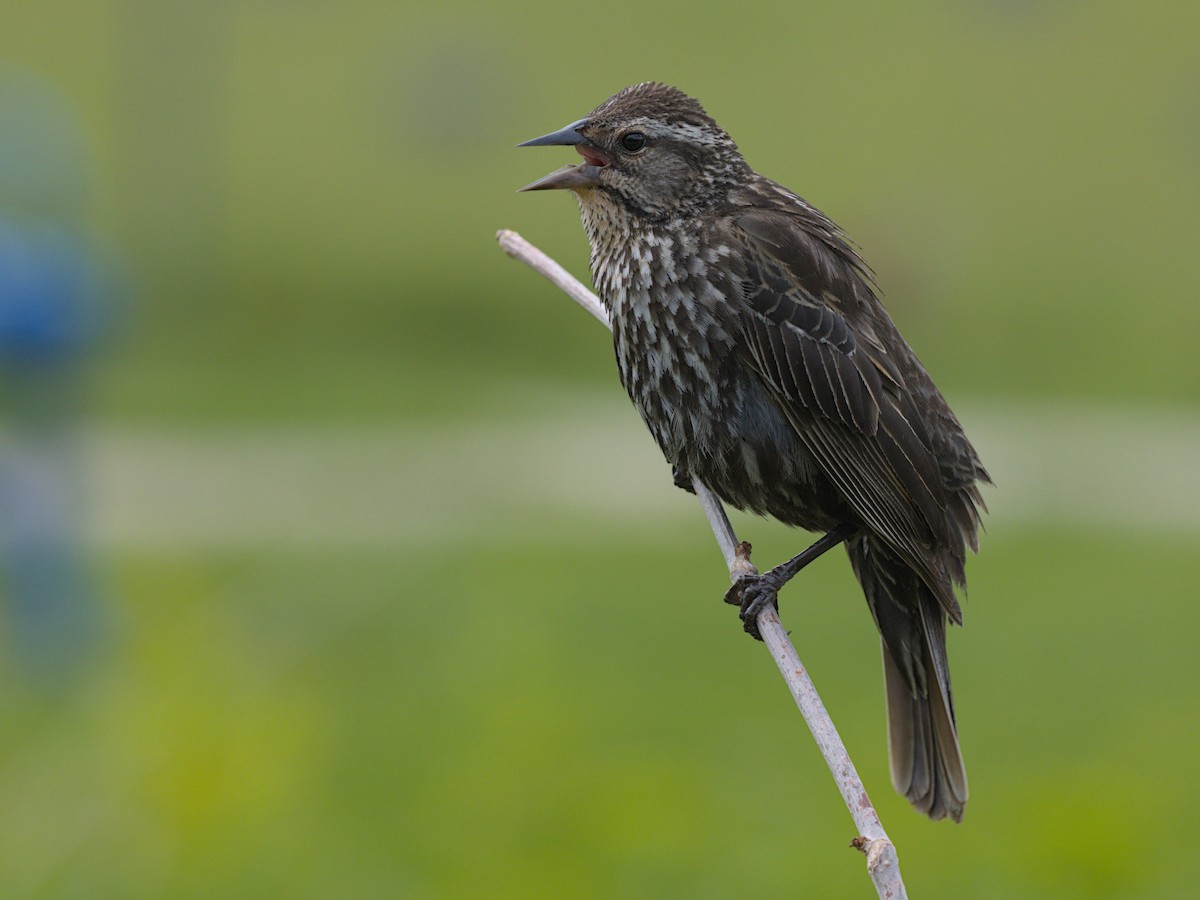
498;229;609;327
497;228;907;898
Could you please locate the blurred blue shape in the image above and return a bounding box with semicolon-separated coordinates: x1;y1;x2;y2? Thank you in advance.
0;65;120;686
0;221;106;363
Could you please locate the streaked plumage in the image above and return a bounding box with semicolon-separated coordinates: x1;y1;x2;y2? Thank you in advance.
520;82;989;822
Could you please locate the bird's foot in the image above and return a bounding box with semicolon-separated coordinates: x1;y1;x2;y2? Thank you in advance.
671;465;696;494
723;570;782;641
721;526;858;641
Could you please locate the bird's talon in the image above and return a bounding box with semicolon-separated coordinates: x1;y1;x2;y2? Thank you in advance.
732;573;781;641
671;465;696;494
723;577;749;607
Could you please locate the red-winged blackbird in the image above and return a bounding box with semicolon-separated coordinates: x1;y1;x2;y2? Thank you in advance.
519;82;989;822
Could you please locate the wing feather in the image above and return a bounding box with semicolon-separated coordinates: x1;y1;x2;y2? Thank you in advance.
731;206;963;616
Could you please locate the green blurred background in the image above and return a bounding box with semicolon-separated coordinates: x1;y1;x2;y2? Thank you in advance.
0;1;1197;896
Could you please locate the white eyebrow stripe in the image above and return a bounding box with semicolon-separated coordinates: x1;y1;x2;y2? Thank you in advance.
623;118;723;147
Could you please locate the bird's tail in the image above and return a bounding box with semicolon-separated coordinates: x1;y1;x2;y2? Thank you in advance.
847;535;968;822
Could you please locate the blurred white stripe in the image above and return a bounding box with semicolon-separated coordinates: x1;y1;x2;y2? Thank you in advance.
55;401;1200;549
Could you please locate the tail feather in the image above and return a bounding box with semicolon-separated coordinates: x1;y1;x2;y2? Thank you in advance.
882;631;968;821
849;534;968;822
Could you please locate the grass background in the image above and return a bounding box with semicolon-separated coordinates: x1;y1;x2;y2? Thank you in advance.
1;1;1198;896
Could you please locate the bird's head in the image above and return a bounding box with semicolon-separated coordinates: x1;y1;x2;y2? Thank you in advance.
518;83;747;220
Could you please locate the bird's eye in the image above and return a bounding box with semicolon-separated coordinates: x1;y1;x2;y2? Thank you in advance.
620;131;647;153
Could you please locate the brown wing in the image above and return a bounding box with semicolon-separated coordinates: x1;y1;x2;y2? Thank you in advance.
731;205;963;619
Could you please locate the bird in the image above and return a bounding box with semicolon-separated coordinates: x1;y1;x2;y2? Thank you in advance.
518;82;989;822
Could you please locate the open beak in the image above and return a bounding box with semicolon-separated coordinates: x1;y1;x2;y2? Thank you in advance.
517;118;611;192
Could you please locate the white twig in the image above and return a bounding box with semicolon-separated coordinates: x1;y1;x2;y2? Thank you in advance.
497;228;907;899
497;230;610;327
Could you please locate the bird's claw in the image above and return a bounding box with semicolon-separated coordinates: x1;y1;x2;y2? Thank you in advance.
724;573;781;641
671;465;696;494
